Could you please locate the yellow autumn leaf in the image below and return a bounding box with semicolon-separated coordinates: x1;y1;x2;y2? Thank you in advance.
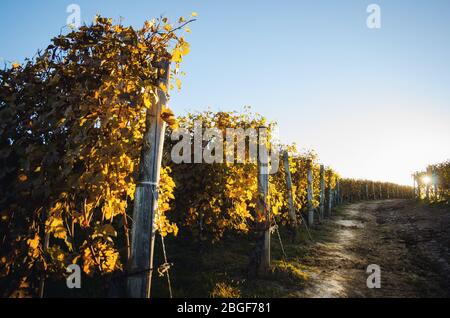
181;42;190;56
176;78;182;90
159;82;167;93
191;12;198;17
72;255;81;264
54;227;67;240
143;94;152;108
27;235;40;250
173;224;179;236
82;247;95;275
161;106;178;129
145;20;154;29
185;27;191;33
56;251;65;262
102;203;113;220
171;47;182;63
18;174;27;182
12;62;20;69
49;202;62;214
34;166;41;172
164;24;172;32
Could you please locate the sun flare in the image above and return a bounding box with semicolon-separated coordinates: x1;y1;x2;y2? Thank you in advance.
422;175;432;185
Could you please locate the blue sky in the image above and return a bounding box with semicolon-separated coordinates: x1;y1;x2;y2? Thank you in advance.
1;0;449;184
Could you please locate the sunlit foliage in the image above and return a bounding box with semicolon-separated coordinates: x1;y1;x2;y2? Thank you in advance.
415;161;450;202
0;15;191;297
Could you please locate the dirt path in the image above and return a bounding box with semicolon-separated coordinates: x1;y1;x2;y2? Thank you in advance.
299;199;450;298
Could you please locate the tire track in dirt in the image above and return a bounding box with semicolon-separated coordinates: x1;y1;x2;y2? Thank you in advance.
297;200;450;298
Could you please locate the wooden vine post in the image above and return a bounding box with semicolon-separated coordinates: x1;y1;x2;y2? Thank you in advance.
319;165;325;222
307;159;314;226
327;170;333;217
379;183;382;200
372;182;376;200
257;127;270;273
417;174;422;199
127;61;169;298
387;185;390;199
283;151;298;226
365;183;369;200
336;179;341;205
